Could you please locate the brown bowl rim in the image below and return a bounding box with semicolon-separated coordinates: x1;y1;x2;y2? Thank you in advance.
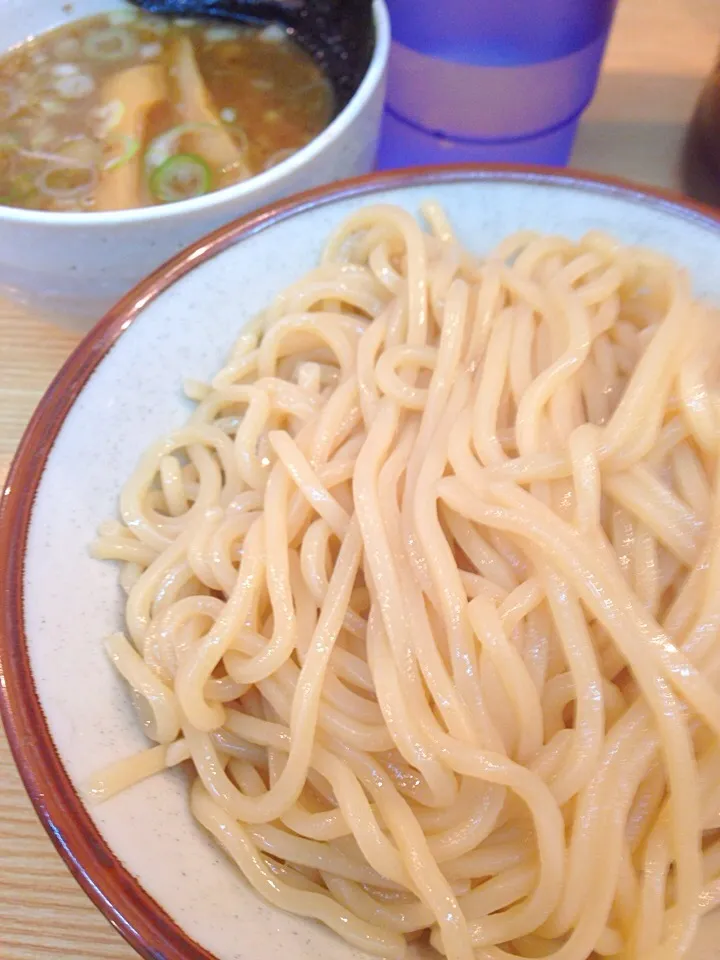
3;162;720;960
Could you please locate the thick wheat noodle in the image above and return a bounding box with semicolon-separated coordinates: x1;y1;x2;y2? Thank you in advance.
90;202;720;960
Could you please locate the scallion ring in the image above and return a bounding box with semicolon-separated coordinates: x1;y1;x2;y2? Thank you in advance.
35;163;97;200
144;122;239;172
149;153;212;204
102;132;139;171
93;99;125;138
83;27;137;61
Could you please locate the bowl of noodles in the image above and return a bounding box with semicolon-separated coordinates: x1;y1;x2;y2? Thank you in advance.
3;165;720;960
0;0;389;328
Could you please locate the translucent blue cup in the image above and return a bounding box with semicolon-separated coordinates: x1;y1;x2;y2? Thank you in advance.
377;0;618;169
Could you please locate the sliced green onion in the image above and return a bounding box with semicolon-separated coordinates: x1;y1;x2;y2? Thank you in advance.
54;72;95;100
144;122;218;172
102;132;139;171
145;123;249;176
57;136;100;166
145;122;249;174
39;98;67;116
30;125;58;149
19;146;82;164
106;8;138;25
20;138;98;168
259;24;288;44
149;153;211;204
93;98;125;138
144;16;170;35
53;37;81;59
83;27;137;61
139;42;162;60
35;163;96;200
51;62;80;77
205;25;242;43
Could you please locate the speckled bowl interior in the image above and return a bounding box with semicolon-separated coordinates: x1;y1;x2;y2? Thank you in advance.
5;169;720;960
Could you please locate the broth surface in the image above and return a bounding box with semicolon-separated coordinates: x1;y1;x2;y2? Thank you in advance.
0;9;333;211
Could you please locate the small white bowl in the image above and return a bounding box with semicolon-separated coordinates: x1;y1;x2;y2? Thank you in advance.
0;0;390;330
3;167;720;960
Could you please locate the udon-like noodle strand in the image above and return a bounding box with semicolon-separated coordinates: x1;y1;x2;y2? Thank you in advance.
91;203;720;960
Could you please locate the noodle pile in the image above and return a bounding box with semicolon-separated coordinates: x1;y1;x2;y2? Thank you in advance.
91;203;720;960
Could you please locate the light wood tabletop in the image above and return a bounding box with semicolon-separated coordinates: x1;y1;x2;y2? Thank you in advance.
2;0;720;957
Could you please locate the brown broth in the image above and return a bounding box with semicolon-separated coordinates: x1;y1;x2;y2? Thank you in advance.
0;9;334;212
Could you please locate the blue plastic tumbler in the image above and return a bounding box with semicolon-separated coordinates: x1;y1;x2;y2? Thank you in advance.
377;0;618;169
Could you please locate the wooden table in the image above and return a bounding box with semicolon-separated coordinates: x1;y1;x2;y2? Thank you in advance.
1;0;720;956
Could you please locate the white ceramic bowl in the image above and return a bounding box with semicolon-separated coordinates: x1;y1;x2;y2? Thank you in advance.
3;167;720;960
0;0;390;330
